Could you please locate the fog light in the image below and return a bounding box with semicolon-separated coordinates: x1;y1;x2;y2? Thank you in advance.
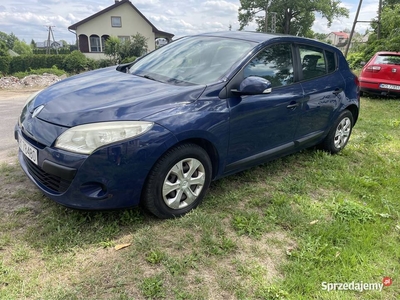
80;182;108;199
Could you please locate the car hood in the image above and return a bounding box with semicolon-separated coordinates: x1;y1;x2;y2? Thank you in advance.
33;67;206;127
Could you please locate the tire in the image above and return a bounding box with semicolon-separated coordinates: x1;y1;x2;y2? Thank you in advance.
320;110;353;154
142;143;212;218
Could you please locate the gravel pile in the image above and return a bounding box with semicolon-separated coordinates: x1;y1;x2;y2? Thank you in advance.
0;73;67;89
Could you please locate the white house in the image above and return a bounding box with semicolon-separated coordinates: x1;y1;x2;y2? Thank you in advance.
326;32;349;47
68;0;174;59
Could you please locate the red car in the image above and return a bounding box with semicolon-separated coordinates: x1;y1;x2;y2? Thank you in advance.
359;51;400;96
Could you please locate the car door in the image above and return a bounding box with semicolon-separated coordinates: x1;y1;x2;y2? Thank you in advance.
295;44;346;144
225;43;304;173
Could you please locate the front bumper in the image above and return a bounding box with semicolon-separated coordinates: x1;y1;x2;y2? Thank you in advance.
15;123;177;210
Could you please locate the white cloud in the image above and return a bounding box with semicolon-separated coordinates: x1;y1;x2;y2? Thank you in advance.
0;0;380;44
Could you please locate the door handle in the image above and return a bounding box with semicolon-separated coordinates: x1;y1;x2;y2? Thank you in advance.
287;102;298;109
333;88;343;95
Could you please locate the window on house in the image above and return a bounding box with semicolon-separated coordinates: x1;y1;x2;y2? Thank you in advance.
118;36;130;44
90;35;101;52
111;16;122;27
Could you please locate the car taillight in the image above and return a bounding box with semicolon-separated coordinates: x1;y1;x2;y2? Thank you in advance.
365;65;381;73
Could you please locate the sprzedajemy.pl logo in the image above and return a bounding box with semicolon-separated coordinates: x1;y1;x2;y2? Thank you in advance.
322;277;393;292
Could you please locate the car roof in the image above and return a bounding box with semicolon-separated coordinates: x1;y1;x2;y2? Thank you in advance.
375;51;400;56
195;31;313;44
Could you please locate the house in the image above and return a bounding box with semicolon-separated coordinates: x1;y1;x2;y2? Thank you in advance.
326;32;349;47
68;0;174;59
36;40;63;49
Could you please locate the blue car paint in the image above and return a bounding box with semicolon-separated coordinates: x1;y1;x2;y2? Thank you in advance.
15;31;359;210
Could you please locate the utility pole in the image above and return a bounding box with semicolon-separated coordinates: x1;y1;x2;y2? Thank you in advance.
377;0;382;39
264;0;270;33
345;0;383;57
345;0;363;57
45;25;58;55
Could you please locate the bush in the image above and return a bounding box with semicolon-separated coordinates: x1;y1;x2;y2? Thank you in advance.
86;58;99;71
346;52;366;70
63;50;87;73
97;59;114;68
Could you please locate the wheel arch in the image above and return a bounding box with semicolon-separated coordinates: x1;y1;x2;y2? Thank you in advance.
172;138;220;180
345;104;359;125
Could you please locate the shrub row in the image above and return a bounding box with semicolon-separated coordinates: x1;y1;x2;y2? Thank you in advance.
8;55;67;74
0;52;131;76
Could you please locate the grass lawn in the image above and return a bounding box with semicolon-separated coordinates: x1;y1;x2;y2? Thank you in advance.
0;96;399;299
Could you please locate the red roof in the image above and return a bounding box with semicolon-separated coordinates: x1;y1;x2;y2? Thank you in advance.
331;32;349;38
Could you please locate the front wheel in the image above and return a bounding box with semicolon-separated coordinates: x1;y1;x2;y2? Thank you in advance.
320;110;354;154
142;143;212;218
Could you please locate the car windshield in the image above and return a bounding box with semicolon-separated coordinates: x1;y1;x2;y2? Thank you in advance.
375;55;400;65
129;36;256;85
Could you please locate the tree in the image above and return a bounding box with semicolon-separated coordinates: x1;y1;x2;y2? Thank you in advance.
313;32;328;42
119;33;148;61
30;39;36;49
0;40;8;57
104;36;121;64
238;0;349;36
383;0;398;9
13;40;32;55
346;3;400;68
0;40;11;74
0;31;19;49
6;32;18;50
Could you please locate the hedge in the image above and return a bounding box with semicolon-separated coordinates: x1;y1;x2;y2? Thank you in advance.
9;55;67;74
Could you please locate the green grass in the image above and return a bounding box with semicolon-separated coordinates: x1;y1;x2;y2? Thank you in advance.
0;97;399;299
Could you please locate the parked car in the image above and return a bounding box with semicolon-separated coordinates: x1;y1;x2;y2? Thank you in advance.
15;31;360;218
359;51;400;96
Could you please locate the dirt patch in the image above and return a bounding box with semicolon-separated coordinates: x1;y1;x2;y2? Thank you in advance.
0;74;65;90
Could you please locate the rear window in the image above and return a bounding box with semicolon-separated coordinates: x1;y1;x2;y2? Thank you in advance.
375;55;400;65
299;45;336;80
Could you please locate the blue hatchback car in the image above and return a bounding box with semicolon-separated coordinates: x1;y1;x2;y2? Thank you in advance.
15;31;360;218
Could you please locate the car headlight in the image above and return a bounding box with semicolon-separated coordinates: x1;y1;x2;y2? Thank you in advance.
19;90;42;127
23;90;42;108
55;121;154;154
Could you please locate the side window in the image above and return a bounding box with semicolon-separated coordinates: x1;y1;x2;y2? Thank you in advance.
244;43;294;88
299;45;331;80
326;51;336;73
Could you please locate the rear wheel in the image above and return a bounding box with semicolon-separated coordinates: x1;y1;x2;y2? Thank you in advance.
320;110;353;154
142;143;212;218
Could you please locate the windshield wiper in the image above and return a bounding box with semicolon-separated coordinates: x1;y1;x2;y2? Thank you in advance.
143;74;158;81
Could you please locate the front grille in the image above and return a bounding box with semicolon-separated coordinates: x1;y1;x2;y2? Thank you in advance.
23;156;72;193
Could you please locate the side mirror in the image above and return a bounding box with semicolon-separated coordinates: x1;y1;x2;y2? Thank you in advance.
232;76;272;95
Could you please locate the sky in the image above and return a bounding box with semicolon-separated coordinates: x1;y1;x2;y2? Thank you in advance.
0;0;380;44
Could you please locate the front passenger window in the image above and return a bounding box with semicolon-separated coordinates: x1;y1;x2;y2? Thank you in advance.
244;44;294;88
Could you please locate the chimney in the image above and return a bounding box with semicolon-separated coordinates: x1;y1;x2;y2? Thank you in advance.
115;0;120;3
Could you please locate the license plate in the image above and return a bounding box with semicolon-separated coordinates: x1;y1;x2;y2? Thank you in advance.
19;134;38;165
380;83;400;90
